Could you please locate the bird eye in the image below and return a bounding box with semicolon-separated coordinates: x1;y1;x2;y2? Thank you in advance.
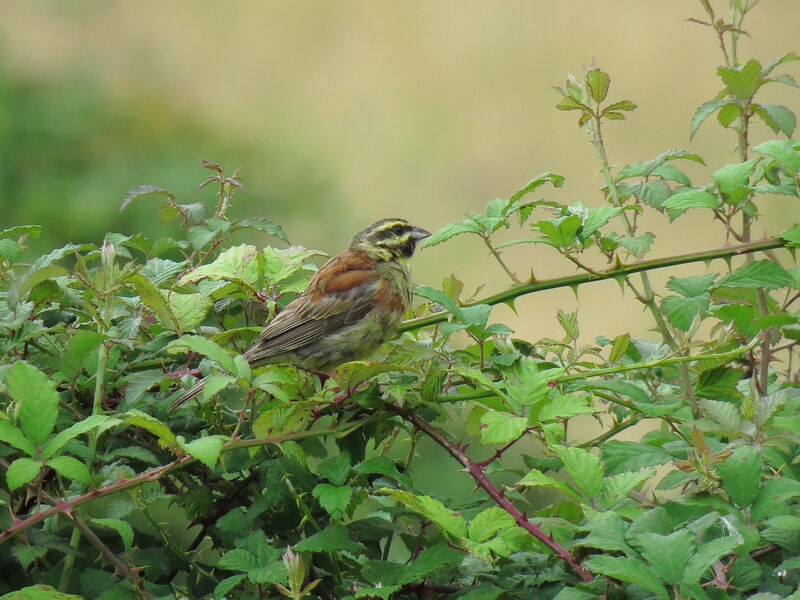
390;224;406;235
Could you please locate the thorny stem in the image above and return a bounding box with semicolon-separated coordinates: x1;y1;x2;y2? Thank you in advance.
482;234;521;285
388;405;594;582
401;238;788;332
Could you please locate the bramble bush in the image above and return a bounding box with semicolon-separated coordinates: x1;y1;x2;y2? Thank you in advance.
3;2;800;599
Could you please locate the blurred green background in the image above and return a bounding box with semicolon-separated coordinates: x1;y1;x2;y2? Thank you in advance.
1;0;798;343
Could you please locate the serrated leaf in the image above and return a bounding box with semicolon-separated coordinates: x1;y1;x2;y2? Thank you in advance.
468;507;515;542
119;410;176;448
0;420;35;457
380;489;467;538
6;457;42;490
43;414;116;459
609;333;631;364
637;529;693;584
480;410;528;445
716;260;792;289
582;206;623;237
92;518;134;553
218;548;258;572
667;273;718;297
757;104;796;137
46;455;91;485
754;139;800;173
312;484;352;519
601;468;655;508
691;99;728;138
129;273;176;330
662;189;718;216
183;435;226;469
318;452;351;486
718;59;762;99
179;244;260;287
120;184;175;212
586;68;610;102
423;220;483;247
164;334;237;375
601;440;673;475
11;545;49;569
9;361;59;445
716;446;761;506
683;536;742;583
295;524;361;553
618;232;655;257
584;556;668;600
168;292;212;332
509;172;565;202
712;159;760;195
539;394;595;421
357;457;412;488
517;467;580;500
553;446;603;497
214;575;246;598
0;225;42;240
0;239;21;263
661;294;708;331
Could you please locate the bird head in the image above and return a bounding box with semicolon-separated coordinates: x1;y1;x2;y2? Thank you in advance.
350;218;431;262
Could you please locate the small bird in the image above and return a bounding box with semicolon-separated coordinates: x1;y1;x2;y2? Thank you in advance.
170;218;430;410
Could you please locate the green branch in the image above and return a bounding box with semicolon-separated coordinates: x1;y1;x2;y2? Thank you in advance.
402;238;787;332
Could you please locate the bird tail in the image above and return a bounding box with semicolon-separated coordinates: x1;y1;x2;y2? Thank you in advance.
170;377;207;411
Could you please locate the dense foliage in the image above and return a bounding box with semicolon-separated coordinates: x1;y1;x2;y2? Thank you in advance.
2;2;800;599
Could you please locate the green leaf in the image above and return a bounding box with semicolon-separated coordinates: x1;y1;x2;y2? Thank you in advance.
11;545;49;569
218;548;258;572
120;184;175;212
295;524;361;553
584;555;668;600
667;273;718;297
480;410;528;445
42;414;115;459
716;447;761;506
6;457;42;490
586;68;610;102
781;224;800;247
539;394;595;421
8;361;59;445
119;410;176;448
661;294;708;331
468;507;516;542
690;99;728;138
712;159;760;195
214;575;246;599
509;172;565;202
357;457;413;488
423;219;483;247
618;232;655;257
92;518;134;553
183;435;226;469
380;489;467;538
517;467;579;500
46;455;91;485
716;260;792;289
754;139;800;173
168;292;212;332
582;206;622;237
637;529;693;584
718;59;762;99
752;477;800;522
535;215;581;248
164;334;237;375
756;104;796;137
717;102;742;127
0;420;35;457
128;273;176;330
662;189;718;216
0;225;42;240
312;484;352;519
601;468;655;508
0;239;21;263
234;216;288;243
318;452;351;486
553;445;603;497
602;440;673;475
683;536;742;583
179;244;260;287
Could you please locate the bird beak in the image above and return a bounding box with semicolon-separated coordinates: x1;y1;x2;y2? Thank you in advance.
409;226;431;241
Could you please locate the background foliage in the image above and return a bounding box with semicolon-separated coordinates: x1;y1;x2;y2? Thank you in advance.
3;2;800;599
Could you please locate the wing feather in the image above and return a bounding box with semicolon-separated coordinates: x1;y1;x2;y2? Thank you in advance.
243;251;379;364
